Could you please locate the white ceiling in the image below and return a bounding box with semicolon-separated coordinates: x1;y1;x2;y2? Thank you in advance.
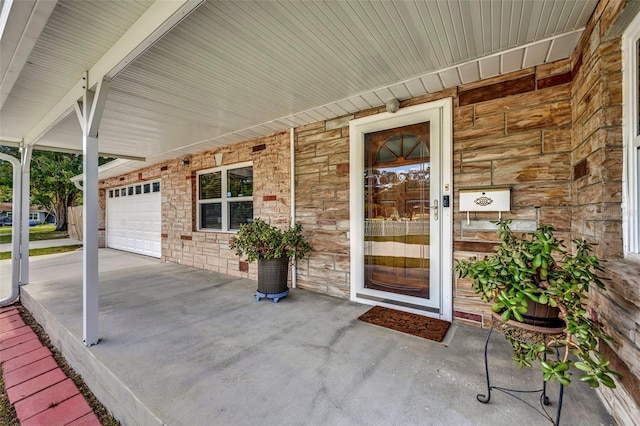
0;0;599;179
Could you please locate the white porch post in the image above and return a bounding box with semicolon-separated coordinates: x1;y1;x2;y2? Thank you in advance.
20;145;32;285
83;132;99;346
0;152;21;306
75;73;109;346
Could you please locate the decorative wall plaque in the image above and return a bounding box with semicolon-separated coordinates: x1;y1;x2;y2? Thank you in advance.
459;188;511;224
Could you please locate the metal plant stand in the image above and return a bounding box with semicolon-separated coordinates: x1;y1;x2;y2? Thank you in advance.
478;313;566;425
255;289;289;303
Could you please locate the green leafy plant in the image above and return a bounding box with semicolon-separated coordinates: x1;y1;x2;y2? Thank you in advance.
455;220;620;388
229;218;313;263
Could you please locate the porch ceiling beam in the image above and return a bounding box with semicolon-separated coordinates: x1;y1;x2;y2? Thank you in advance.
0;0;58;110
0;139;146;161
23;0;204;147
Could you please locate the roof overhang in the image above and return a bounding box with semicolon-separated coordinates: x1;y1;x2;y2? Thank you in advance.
1;0;602;180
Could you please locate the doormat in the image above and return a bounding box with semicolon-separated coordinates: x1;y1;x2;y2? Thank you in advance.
358;306;451;343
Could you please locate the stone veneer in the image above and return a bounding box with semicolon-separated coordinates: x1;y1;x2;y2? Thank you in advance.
100;131;292;281
101;60;582;319
98;0;639;420
569;0;640;422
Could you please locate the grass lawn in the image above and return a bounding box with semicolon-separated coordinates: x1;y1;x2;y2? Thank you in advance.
0;224;69;244
0;245;83;260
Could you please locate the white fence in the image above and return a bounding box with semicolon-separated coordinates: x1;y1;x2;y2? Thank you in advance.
365;220;429;237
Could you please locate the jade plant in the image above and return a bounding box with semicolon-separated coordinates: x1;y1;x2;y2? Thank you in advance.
229;218;313;263
455;220;620;388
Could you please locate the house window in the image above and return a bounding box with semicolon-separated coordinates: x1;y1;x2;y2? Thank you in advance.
624;13;640;259
197;162;253;231
29;213;38;221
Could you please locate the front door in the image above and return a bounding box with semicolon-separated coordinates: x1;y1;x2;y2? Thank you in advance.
349;100;452;319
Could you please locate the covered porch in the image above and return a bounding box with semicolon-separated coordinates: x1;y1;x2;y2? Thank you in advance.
2;0;640;422
3;249;613;425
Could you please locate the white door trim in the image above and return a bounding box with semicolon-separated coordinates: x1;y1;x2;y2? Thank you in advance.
349;99;453;321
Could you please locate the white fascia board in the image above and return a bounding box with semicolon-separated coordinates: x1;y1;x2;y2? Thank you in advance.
71;158;135;182
24;0;204;146
0;137;22;145
0;0;58;110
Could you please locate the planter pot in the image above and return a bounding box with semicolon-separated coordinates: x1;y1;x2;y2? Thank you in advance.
521;300;561;327
256;257;290;302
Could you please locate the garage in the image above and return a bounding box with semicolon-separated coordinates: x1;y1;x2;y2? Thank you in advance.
106;181;161;258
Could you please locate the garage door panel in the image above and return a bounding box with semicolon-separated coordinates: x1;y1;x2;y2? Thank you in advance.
107;181;161;258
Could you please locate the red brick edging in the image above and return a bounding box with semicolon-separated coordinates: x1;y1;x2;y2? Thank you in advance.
0;305;101;425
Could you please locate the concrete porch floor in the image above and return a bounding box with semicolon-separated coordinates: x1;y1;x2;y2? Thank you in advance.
2;250;615;425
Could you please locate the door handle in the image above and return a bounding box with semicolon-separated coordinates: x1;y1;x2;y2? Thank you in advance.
432;199;438;221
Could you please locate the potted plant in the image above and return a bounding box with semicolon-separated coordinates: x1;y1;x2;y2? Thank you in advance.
229;218;313;302
455;220;620;388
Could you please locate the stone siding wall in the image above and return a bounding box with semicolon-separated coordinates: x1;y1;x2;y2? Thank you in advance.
100;132;291;280
569;0;640;422
571;0;624;259
290;64;575;323
294;114;377;298
451;63;574;327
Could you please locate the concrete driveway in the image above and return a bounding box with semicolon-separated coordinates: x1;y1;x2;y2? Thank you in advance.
2;249;615;425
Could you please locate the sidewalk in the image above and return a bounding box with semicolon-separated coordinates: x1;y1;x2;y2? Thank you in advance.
0;238;82;253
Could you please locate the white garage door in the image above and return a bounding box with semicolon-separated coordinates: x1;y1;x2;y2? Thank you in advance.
107;181;161;258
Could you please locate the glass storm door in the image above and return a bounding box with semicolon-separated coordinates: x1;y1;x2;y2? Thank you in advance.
350;100;452;319
364;122;433;300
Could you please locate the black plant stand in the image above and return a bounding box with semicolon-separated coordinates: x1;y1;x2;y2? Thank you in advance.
478;313;566;425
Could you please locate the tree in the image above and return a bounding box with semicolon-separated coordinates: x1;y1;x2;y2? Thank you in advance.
30;151;83;231
0;146;112;232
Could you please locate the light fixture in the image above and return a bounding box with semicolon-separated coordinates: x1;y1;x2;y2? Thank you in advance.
386;98;400;113
180;158;190;166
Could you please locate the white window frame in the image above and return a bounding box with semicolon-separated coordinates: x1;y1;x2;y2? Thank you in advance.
28;212;39;221
197;161;253;232
623;12;640;259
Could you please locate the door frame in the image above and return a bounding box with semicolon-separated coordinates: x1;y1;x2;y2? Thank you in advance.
349;98;453;321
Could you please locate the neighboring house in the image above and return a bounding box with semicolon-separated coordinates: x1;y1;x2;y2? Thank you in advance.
0;202;54;225
94;2;640;422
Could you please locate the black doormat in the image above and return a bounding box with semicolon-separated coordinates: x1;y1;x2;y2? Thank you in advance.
358;306;451;343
